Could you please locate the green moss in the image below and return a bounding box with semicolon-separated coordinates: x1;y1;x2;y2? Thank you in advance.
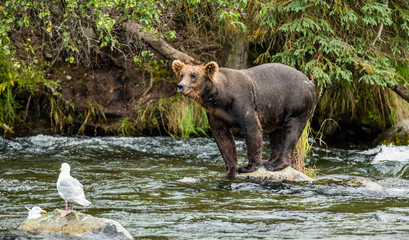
380;134;409;146
74;77;88;89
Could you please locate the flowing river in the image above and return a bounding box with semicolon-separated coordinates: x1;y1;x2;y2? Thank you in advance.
1;135;409;239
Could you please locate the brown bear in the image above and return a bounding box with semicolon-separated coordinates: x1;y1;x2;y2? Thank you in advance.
172;60;316;179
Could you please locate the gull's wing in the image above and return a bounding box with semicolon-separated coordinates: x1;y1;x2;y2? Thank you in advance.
57;176;86;200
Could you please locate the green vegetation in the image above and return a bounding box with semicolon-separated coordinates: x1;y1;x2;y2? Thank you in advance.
251;1;406;86
117;117;136;136
0;55;19;127
247;0;409;129
133;96;210;137
0;53;63;133
1;0;409;147
293;122;311;172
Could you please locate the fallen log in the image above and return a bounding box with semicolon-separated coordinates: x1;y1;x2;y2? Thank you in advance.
120;20;199;65
388;83;409;103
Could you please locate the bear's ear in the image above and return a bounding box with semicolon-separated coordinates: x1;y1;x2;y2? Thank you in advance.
172;60;185;76
204;62;218;81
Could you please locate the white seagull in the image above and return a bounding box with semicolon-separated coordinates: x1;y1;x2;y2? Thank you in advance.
56;163;91;218
26;206;47;220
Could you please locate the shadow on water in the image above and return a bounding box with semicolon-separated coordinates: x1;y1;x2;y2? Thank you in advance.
1;135;409;239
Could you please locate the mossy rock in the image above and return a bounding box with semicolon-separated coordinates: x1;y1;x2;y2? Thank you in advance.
17;209;133;240
373;119;409;146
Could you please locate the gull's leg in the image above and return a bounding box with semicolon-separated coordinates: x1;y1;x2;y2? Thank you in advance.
68;201;75;214
60;201;69;218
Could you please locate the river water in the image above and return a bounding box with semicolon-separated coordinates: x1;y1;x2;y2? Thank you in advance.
1;135;409;239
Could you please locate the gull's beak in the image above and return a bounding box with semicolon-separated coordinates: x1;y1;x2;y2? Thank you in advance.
59;168;61;172
41;210;47;214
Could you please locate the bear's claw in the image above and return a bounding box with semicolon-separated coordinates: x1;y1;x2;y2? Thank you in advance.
237;165;258;174
264;162;289;172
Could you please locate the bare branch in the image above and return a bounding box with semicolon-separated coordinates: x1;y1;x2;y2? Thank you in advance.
141;71;154;98
372;0;389;45
120;20;199;65
388;83;409;103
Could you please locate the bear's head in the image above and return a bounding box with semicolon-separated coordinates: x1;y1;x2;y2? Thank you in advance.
172;60;218;99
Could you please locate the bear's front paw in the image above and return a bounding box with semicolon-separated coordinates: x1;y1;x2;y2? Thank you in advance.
225;171;236;179
264;162;289;172
238;165;257;174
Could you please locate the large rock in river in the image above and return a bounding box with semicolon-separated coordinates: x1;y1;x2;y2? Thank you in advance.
373;119;409;146
18;209;133;240
236;166;314;182
236;166;386;196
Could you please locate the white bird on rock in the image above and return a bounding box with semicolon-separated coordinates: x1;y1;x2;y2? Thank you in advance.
57;163;91;218
26;206;47;220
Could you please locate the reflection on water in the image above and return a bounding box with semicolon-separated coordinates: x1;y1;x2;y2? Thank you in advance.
1;135;409;239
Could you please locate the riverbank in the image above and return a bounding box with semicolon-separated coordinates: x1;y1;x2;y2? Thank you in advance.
2;1;409;139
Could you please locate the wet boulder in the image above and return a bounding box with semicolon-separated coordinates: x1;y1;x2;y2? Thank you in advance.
236;167;386;196
17;209;133;240
236;166;314;182
345;178;386;196
373;119;409;146
315;175;387;196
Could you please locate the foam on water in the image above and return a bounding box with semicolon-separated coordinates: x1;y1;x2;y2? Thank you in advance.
177;177;199;184
368;145;409;164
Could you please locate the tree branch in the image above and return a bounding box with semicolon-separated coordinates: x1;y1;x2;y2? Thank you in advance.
372;22;384;46
372;0;389;45
141;71;154;97
388;83;409;103
120;20;199;65
31;87;72;107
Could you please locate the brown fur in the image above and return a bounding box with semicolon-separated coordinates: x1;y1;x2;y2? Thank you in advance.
173;60;316;179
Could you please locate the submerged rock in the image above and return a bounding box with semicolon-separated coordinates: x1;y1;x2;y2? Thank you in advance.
344;178;387;196
18;209;133;240
236;166;314;182
315;176;387;196
373;119;409;146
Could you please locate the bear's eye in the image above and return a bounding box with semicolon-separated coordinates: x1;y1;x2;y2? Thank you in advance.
191;74;197;83
180;74;184;79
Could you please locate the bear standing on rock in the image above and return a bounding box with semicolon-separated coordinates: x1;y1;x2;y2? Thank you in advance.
172;60;316;179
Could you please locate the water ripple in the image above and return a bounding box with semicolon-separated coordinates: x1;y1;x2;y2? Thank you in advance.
1;136;409;239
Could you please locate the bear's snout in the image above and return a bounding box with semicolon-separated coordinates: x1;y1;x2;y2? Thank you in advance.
177;83;185;93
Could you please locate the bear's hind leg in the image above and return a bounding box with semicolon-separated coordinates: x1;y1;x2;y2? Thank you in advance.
264;128;285;171
265;117;306;171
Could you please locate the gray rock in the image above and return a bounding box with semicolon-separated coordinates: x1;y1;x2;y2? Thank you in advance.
17;209;133;240
344;178;387;196
236;167;386;196
373;119;409;146
236;166;314;182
